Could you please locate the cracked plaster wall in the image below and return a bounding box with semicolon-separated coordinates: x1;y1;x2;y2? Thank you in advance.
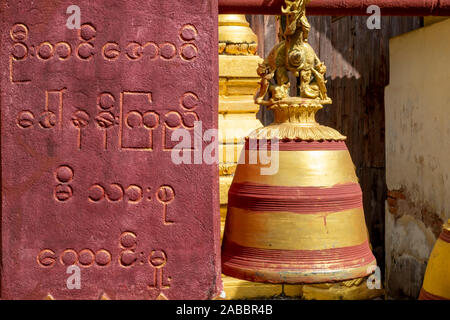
385;19;450;299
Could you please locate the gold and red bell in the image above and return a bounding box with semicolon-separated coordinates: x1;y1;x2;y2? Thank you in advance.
221;102;377;284
419;220;450;300
221;0;377;284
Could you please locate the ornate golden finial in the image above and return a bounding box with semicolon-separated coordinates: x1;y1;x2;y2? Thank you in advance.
43;293;55;300
253;0;345;141
99;292;111;300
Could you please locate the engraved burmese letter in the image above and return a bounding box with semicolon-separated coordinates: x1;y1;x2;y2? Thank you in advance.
0;0;221;299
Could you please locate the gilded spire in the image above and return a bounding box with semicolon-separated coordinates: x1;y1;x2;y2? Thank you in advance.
218;15;258;56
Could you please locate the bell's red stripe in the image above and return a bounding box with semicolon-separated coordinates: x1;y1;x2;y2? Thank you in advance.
229;182;363;214
419;288;449;300
245;139;348;151
222;240;375;270
439;229;450;243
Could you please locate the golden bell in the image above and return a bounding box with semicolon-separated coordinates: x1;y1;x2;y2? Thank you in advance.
419;220;450;300
221;0;377;284
221;126;377;283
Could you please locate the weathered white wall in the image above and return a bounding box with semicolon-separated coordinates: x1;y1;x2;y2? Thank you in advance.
385;18;450;299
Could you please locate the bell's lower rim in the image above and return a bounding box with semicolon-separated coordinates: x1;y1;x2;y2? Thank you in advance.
221;239;377;284
222;260;377;284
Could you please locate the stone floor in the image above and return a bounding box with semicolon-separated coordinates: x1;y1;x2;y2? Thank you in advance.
220;275;385;300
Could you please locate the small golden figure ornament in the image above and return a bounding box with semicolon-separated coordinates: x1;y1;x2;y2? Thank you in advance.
252;0;342;141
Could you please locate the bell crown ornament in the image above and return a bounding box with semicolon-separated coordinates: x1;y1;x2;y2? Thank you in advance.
221;0;378;284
